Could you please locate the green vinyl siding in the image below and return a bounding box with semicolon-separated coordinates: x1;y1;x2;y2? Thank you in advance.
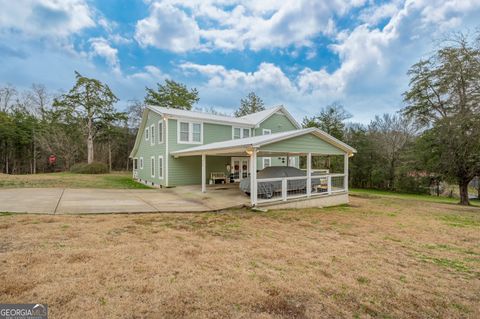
260;133;345;155
255;112;298;168
168;119;235;186
254;113;297;136
132;110;166;186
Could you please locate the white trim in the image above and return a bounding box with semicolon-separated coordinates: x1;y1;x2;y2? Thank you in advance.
262;157;271;169
150;124;155;145
262;129;272;135
139;157;144;169
177;120;203;144
250;149;257;206
158;120;164;144
150;156;155;178
306;153;312;197
344;153;348;192
145;127;149;141
165;118;169;186
201;154;206;193
158;155;164;179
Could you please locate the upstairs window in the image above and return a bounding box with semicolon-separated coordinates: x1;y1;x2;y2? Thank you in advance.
145;127;149;141
178;121;202;144
158;121;164;143
233;127;251;139
150;125;155;145
192;123;201;142
262;129;272;135
133;158;138;170
139;157;144;169
179;122;189;142
233;128;241;139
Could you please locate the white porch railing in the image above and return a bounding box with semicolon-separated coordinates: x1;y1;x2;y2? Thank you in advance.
256;173;346;203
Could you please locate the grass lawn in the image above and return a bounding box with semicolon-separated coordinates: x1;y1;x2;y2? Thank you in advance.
0;171;150;189
1;196;479;318
351;188;480;206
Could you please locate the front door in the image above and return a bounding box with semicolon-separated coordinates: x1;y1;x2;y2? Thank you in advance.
231;157;249;182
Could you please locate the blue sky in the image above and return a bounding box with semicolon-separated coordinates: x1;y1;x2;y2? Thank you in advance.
1;0;479;123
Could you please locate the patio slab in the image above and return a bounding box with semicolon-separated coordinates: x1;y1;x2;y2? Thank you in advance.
0;184;249;214
0;188;63;214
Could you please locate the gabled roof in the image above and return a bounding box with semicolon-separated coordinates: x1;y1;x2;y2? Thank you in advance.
146;104;301;128
147;105;253;126
239;105;301;129
171;128;356;157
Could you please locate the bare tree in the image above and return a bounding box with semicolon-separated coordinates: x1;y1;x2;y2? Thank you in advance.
369;113;416;190
0;84;18;113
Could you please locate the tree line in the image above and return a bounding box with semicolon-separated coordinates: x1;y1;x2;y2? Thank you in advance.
0;33;479;205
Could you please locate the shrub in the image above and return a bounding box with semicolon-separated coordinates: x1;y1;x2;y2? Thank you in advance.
70;162;109;174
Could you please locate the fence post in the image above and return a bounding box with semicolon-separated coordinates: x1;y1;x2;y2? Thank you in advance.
327;175;332;195
306;153;312;197
282;178;287;201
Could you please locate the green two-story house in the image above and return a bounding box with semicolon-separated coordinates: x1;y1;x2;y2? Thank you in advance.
130;105;356;207
129;105;301;187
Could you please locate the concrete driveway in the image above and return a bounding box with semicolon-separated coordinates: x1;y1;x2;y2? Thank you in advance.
0;185;249;214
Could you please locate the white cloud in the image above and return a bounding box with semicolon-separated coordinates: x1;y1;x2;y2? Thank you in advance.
135;2;200;52
129;65;164;80
0;0;95;37
89;37;120;74
135;0;367;52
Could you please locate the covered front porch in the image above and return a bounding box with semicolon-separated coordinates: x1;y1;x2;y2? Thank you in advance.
171;128;356;208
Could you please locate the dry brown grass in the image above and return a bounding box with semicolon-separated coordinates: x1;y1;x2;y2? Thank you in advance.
0;195;479;318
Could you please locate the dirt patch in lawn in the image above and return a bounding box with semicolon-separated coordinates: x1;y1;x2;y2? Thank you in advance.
0;196;479;318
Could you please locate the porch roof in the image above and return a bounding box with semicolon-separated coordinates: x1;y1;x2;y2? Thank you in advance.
171;128;356;157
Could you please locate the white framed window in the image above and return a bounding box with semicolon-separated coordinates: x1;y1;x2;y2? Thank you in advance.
178;121;203;144
262;129;272;135
192;123;201;142
151;156;155;178
232;127;251;139
263;157;271;169
133;158;138;170
158;121;164;144
158;156;164;179
139;157;144;169
179;122;189;142
150;124;155;145
145;127;149;141
233;127;241;139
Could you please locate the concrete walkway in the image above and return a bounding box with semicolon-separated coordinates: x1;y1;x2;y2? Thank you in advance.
0;184;249;214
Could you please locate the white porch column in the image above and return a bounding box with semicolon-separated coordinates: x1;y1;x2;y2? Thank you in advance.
201;153;206;193
306;153;312;197
249;149;257;206
344;153;349;192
